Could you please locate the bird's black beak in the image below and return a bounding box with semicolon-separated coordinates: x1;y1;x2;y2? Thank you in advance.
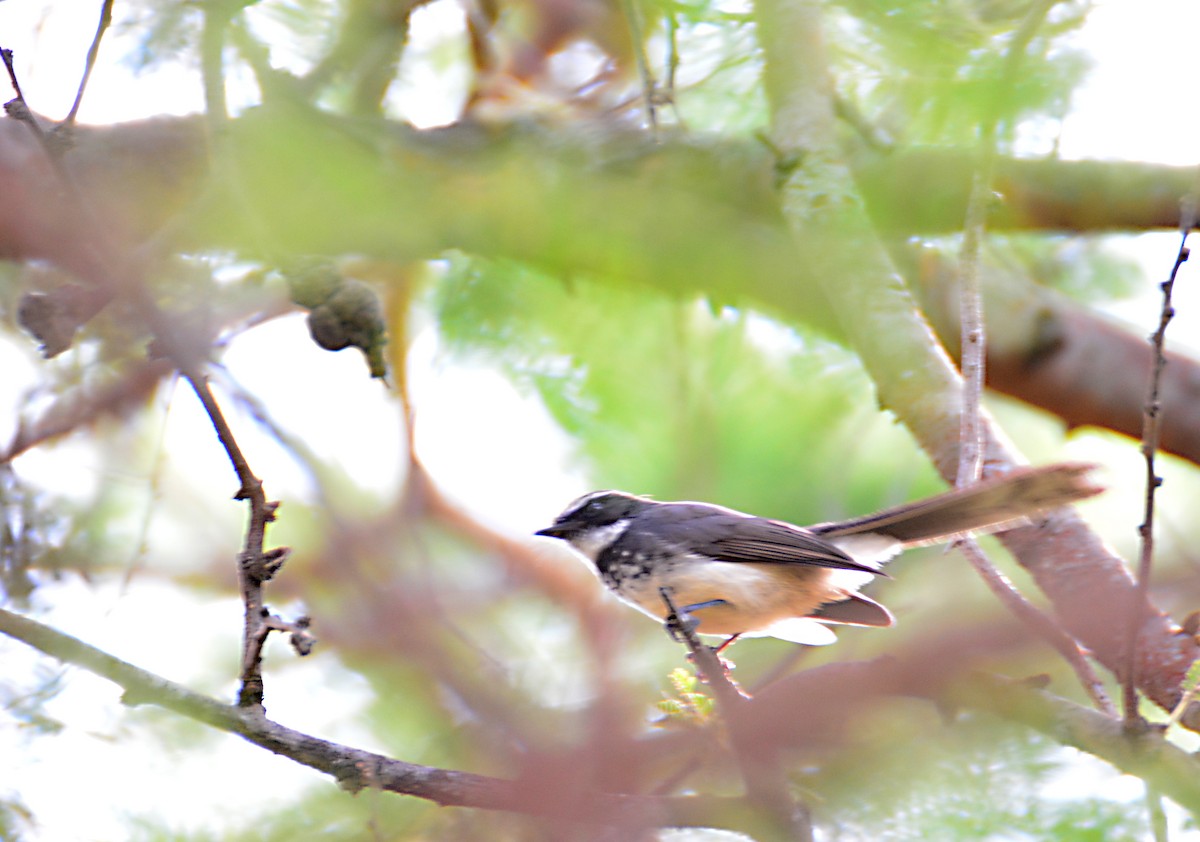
535;523;572;539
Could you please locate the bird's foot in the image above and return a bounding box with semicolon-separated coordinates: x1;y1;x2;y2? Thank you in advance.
662;598;728;643
664;609;700;643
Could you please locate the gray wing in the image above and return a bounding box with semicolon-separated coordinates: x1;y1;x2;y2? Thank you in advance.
637;503;883;576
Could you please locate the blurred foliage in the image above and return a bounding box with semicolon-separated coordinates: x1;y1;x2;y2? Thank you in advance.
0;793;36;842
819;714;1147;841
1;0;1179;839
433;255;942;521
126;783;435;842
119;0;213;75
994;235;1143;303
657;666;717;725
1;662;66;736
833;0;1091;147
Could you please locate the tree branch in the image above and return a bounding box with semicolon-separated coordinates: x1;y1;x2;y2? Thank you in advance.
1124;217;1192;725
642;625;1200;816
751;0;1197;720
0;605;753;833
4;104;1199;716
63;0;114;128
657;589;812;840
912;248;1200;467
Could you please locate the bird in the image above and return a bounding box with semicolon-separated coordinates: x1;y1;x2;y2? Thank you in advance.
535;463;1101;647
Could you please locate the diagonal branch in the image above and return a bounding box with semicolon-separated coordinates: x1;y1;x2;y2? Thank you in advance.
179;370;290;709
751;0;1197;719
63;0;115;128
1124;213;1193;725
658;587;813;840
0;605;763;833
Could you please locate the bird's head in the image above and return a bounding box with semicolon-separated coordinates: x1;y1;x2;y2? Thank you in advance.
535;490;653;561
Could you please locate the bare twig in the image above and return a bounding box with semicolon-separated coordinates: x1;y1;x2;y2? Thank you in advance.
949;0;1113;713
958;539;1115;715
1124;200;1193;726
0;605;748;832
619;0;658;132
63;0;115;127
0;45;298;709
957;0;1057;483
0;47;74;180
657;588;744;711
657;589;812;842
182;371;289;709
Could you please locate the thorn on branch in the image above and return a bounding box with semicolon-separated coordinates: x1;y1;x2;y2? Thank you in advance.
239;606;317;707
120;686;155;707
263;611;317;657
262;546;290;581
233;478;265;502
241;546;291;584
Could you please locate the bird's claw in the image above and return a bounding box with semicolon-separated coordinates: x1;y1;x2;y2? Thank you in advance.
664;609;699;643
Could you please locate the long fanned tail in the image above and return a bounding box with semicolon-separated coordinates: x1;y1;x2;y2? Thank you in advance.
809;463;1101;547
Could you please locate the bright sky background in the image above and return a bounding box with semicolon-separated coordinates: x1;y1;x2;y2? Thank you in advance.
1;1;1200;839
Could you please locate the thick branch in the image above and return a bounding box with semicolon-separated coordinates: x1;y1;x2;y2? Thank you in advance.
6;119;1200;434
751;0;1198;717
913;250;1200;468
857;151;1200;234
753;654;1200;816
1;116;1196;280
6;107;1200;712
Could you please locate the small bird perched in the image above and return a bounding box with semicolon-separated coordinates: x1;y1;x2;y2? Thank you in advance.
536;463;1101;647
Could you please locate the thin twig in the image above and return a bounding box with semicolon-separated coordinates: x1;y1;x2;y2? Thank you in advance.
958;539;1115;715
1124;202;1193;727
951;0;1111;713
657;589;812;841
956;0;1057;486
182;370;283;709
0;47;74;181
657;588;744;710
619;0;658;132
64;0;115;127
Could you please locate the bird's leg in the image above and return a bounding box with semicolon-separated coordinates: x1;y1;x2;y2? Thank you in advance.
713;633;741;655
663;597;728;643
658;588;746;693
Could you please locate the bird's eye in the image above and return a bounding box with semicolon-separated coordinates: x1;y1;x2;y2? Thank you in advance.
587;500;604;511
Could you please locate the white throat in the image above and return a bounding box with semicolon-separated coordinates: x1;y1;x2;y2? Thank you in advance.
567;520;631;563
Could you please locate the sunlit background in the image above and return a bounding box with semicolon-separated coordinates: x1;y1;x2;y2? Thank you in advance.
2;0;1200;839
